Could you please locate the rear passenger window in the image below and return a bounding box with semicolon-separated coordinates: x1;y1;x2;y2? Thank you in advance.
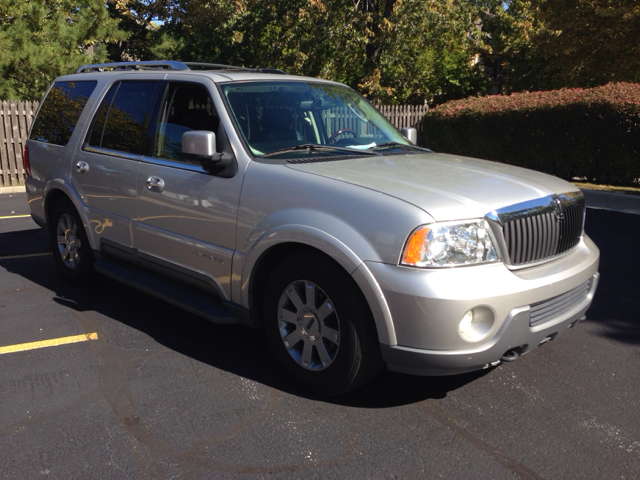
155;83;219;161
87;81;158;155
30;81;97;146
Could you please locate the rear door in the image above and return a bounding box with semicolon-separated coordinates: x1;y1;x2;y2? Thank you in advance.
136;77;243;301
74;79;161;256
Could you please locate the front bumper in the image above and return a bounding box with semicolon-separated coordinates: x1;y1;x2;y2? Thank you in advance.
367;234;600;376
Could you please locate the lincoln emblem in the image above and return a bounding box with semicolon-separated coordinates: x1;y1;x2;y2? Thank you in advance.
553;197;565;222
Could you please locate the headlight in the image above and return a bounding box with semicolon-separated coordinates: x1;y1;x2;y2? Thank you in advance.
401;220;499;267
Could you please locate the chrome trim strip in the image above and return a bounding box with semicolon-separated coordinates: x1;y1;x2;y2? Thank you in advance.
82;146;143;161
139;155;206;173
487;191;584;225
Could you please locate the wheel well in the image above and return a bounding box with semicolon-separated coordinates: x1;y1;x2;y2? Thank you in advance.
44;189;71;229
249;243;348;324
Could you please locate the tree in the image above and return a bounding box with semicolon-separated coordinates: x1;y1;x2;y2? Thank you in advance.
478;0;640;92
529;0;640;89
0;0;126;100
105;0;177;62
373;0;486;104
164;0;488;104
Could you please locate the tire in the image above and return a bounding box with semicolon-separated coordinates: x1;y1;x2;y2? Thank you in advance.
263;251;382;395
49;198;95;283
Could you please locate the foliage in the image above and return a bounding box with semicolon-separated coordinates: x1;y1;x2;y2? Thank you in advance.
0;0;126;100
105;0;179;62
478;0;640;92
163;0;488;105
422;83;640;186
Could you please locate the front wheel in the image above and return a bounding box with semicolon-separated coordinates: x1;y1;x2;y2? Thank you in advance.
49;198;95;283
263;252;382;395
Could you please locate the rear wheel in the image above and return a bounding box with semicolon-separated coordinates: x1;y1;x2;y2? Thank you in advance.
263;251;382;395
50;198;95;283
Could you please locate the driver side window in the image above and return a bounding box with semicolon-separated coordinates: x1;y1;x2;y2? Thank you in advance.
155;83;219;161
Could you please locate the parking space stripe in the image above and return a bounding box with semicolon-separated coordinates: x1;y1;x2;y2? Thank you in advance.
0;214;31;219
0;333;98;355
0;252;52;259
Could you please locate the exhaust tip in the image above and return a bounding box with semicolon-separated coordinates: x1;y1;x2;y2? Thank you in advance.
500;350;520;362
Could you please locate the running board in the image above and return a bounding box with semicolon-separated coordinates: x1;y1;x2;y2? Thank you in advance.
94;259;248;326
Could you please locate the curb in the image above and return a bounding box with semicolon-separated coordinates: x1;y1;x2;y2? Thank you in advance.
583;189;640;216
0;186;26;194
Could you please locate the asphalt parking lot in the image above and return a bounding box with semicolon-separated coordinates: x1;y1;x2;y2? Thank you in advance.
1;191;639;479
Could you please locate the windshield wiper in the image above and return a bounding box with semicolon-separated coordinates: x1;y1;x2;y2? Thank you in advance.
260;144;375;158
370;142;432;152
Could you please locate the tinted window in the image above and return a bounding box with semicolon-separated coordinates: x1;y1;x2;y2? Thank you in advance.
30;81;97;146
100;81;158;155
155;83;219;161
87;84;118;148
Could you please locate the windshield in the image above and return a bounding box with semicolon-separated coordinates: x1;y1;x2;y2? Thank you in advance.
220;81;410;158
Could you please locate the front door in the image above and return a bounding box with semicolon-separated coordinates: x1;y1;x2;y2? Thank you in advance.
136;79;244;301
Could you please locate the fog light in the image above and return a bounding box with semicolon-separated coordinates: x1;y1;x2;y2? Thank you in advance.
459;310;474;334
458;307;494;342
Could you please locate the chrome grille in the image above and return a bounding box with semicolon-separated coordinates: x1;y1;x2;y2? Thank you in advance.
529;279;592;327
494;193;586;266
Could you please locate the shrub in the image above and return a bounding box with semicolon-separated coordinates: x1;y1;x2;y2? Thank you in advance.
422;83;640;186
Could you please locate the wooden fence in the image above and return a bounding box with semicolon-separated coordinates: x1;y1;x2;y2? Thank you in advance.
377;104;429;143
0;101;38;187
0;101;428;188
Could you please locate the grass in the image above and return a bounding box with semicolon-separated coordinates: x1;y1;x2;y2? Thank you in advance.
572;182;640;196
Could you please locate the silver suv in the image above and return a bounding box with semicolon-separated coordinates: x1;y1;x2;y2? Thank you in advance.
24;61;599;395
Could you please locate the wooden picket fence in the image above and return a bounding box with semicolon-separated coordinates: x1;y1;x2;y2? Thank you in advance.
0;101;38;188
377;104;429;143
0;101;428;188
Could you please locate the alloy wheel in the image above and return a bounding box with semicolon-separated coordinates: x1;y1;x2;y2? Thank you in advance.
56;213;82;269
277;280;341;371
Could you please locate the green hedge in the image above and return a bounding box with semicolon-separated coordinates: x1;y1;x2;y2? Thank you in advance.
422;83;640;186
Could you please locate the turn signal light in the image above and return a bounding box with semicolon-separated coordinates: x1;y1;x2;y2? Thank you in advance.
402;226;428;264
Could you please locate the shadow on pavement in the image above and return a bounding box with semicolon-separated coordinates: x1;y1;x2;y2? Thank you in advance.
584;209;640;345
4;209;636;407
0;228;49;257
0;250;482;407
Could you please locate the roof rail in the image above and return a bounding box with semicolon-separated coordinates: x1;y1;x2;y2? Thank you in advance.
76;60;288;75
184;63;287;74
183;62;255;72
76;61;190;73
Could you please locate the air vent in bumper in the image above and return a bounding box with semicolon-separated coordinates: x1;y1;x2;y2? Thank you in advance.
529;278;593;327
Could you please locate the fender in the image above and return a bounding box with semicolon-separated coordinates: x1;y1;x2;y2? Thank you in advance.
234;211;398;345
44;179;100;252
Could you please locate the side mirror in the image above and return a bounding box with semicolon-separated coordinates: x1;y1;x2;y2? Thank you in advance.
182;130;216;161
401;127;418;146
182;130;233;172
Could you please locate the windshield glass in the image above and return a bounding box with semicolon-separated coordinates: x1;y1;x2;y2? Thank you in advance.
220;81;409;158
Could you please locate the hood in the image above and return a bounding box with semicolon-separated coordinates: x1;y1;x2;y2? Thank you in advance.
286;152;580;222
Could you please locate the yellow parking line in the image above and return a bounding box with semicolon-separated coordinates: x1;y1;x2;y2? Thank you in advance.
0;333;98;355
0;214;31;219
0;252;52;259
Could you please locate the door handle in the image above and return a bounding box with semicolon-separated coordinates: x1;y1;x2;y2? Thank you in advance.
146;176;165;193
75;161;89;174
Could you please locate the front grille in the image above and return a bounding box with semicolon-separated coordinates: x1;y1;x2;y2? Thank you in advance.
499;195;585;266
529;279;592;327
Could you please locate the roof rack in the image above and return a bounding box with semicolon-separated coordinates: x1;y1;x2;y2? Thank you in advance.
76;60;287;75
76;61;189;73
